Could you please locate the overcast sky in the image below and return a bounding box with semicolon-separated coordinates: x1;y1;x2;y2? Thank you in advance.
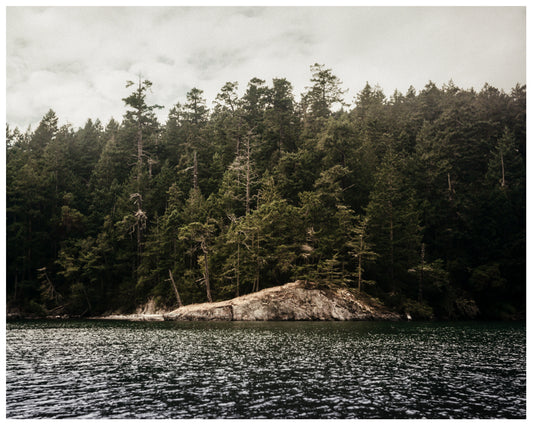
6;6;526;131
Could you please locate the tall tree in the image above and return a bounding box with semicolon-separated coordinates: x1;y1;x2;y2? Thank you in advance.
122;78;162;191
346;215;377;292
121;78;162;266
302;63;346;123
262;78;298;161
29;109;58;156
179;219;216;303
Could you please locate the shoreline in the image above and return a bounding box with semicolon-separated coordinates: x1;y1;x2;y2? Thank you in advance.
6;281;525;322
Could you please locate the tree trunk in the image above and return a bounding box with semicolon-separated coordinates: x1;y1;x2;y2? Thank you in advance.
201;242;212;303
500;150;506;188
279;112;283;155
168;269;183;307
358;234;363;292
236;119;242;156
137;79;143;189
137;225;141;259
136;82;144;266
193;151;199;191
389;200;395;293
245;134;251;216
253;231;260;292
236;241;240;297
418;243;425;303
137;125;143;185
82;283;92;314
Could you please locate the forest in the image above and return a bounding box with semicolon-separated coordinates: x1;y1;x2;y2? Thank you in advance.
6;64;526;320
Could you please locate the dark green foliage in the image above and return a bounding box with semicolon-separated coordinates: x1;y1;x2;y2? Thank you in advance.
6;70;526;320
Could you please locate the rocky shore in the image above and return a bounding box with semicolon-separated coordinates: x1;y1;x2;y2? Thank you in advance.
92;281;402;322
166;281;401;321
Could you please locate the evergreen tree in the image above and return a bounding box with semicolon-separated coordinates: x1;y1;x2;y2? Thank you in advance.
121;79;163;275
5;68;526;319
302;63;347;121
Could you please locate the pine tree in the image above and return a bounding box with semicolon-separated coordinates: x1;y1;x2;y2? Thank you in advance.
346;215;377;292
303;63;347;121
121;78;162;271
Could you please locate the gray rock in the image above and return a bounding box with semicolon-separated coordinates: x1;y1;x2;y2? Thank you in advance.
164;281;401;321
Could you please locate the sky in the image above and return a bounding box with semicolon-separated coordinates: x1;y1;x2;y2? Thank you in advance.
5;4;527;131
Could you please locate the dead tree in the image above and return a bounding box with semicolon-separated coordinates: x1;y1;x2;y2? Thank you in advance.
168;269;183;308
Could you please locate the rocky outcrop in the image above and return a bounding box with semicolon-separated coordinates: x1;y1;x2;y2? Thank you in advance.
163;281;401;321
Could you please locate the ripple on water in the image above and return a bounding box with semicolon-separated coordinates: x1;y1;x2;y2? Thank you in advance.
6;320;526;419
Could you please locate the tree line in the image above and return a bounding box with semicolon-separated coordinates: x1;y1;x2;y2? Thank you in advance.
6;64;526;319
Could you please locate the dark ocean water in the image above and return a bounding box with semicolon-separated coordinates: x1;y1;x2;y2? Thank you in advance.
6;319;526;419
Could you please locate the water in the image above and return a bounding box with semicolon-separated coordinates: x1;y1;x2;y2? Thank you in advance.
6;320;526;419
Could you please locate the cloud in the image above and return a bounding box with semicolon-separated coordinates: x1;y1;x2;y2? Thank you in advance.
6;6;526;130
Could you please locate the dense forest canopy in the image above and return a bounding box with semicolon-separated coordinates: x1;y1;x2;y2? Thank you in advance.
6;64;526;319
